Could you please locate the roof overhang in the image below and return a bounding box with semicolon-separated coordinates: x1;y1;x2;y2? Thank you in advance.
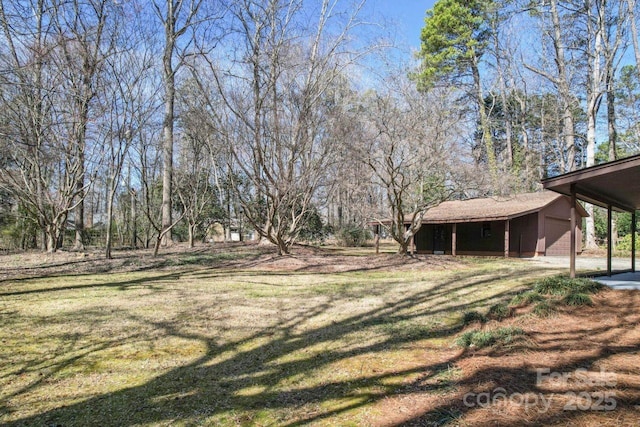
542;154;640;212
369;192;589;226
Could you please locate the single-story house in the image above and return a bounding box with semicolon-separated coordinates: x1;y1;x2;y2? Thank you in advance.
375;191;588;257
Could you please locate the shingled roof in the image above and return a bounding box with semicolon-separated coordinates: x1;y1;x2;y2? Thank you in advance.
409;191;588;224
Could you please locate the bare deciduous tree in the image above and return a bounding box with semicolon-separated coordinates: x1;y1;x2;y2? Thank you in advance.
0;0;104;252
153;0;206;247
175;80;225;247
194;0;375;255
524;0;578;174
50;0;111;250
360;77;461;255
102;31;156;259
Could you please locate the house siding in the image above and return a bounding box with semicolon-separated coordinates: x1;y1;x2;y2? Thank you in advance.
457;221;504;254
395;193;584;257
414;224;452;254
539;196;583;255
509;213;539;257
416;220;538;256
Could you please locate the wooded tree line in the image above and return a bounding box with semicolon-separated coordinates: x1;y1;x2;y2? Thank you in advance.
0;0;639;256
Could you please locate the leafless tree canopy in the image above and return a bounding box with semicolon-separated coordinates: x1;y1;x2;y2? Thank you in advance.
1;0;640;254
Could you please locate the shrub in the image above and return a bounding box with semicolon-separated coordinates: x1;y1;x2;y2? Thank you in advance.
534;276;603;296
510;291;544;306
336;226;371;247
456;330;494;348
572;279;605;294
0;208;39;251
534;276;572;295
493;326;525;344
533;300;557;317
298;208;332;244
616;232;639;252
462;310;487;325
456;327;525;349
487;303;512;320
562;292;593;306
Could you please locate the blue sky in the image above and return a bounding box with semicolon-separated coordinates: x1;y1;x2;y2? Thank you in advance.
365;1;437;49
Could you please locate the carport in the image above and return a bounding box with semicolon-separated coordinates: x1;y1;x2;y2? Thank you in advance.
542;154;640;278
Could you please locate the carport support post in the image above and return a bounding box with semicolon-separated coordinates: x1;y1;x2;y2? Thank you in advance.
504;220;510;258
607;205;613;277
632;211;636;273
452;223;457;256
570;184;576;279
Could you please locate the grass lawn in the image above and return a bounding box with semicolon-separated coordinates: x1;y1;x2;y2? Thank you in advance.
0;244;638;426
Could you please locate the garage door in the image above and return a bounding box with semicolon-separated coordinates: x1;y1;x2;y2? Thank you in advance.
545;217;571;256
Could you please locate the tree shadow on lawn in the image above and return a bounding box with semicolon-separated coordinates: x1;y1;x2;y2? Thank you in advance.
0;271;186;297
0;309;154;411
0;267;545;426
0;244;270;284
0;242;480;286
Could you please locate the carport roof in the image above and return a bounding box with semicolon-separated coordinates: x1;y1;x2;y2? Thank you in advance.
541;154;640;212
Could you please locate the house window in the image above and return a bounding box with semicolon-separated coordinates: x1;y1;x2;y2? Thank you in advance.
481;222;492;238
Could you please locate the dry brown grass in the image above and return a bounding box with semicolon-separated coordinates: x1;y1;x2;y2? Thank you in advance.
0;243;638;426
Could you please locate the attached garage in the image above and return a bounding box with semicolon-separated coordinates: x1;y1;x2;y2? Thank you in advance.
544;217;571;256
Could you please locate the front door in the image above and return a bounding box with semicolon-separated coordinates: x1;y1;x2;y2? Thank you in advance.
433;225;447;254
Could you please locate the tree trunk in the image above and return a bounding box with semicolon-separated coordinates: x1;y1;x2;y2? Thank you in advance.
471;56;497;178
627;0;640;73
153;235;162;257
397;238;410;256
105;197;114;259
130;189;137;248
585;103;598;249
70;2;105;251
161;0;176;247
153;213;182;257
585;204;598;249
40;224;47;252
276;237;290;256
105;182;117;259
607;71;618;161
74;173;85;250
56;220;65;250
47;230;56;254
161;71;174;247
550;0;576;172
73;102;89;251
608;72;618;250
45;218;64;253
584;0;605;250
492;20;513;169
188;223;195;248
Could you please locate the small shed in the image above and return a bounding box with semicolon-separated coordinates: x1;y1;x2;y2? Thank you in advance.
404;191;588;257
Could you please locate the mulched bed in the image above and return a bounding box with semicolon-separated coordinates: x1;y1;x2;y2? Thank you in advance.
371;288;640;426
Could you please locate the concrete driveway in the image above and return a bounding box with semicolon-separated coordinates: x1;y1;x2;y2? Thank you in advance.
593;272;640;290
524;256;640;290
525;255;633;272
